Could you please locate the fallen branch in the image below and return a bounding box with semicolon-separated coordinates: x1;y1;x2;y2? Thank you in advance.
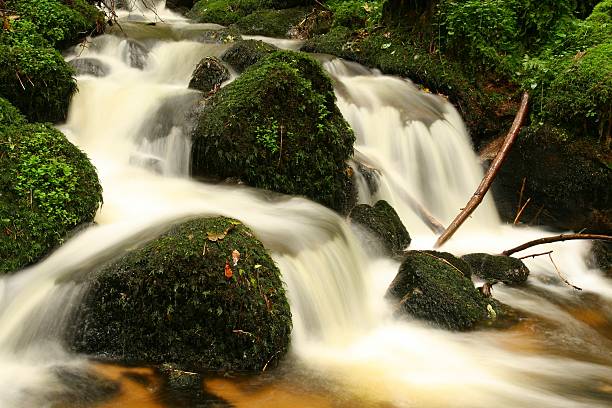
434;92;530;248
513;197;531;225
548;253;582;291
518;250;552;260
502;233;612;256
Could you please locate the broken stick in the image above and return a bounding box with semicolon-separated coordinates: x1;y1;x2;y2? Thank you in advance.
434;92;530;248
502;233;612;256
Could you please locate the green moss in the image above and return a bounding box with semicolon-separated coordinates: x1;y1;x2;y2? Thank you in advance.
189;0;272;24
192;50;355;212
386;251;501;331
221;39;278;72
8;0;101;48
71;217;292;371
235;7;309;37
0;97;26;126
349;200;410;258
461;253;529;285
326;0;383;29
0;123;102;274
0;43;77;123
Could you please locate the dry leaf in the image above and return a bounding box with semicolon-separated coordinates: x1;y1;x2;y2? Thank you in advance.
232;249;240;266
224;260;233;279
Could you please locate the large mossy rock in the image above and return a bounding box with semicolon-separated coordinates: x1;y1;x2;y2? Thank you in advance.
189;56;230;93
221;39;278;73
386;251;501;331
0;118;103;274
349;200;411;258
191;51;355;212
492;125;612;233
71;217;292;371
461;253;529;286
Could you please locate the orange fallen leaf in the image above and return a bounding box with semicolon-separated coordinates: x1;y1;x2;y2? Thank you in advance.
224;260;233;279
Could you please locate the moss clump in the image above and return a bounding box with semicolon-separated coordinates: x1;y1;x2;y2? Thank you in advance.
0;123;103;274
71;217;292;372
461;253;529;286
349;200;410;258
0;43;77;122
188;56;230;93
188;0;270;25
221;39;278;72
386;251;501;331
235;7;310;37
191;50;355;212
8;0;102;48
0;97;26;126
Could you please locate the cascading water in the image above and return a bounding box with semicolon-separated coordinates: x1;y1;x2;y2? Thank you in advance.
1;2;611;407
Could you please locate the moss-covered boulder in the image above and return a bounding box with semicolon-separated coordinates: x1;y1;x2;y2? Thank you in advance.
386;250;502;331
221;39;278;72
0;97;27;126
70;217;292;371
492;125;612;233
349;200;410;258
8;0;102;48
0;122;103;274
461;253;529;286
189;56;230;93
235;7;310;37
188;0;263;25
0;42;77;123
191;51;355;212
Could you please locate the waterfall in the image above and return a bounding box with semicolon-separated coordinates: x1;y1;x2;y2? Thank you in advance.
0;18;611;408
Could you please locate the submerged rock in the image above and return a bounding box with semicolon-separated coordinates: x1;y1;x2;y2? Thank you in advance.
70;217;292;372
191;50;355;212
188;56;230;93
221;39;278;73
69;58;110;77
386;251;502;330
123;39;148;69
349;200;410;258
461;253;530;285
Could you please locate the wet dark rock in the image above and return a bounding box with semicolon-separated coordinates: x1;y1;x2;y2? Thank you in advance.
70;217;292;371
492;125;612;233
587;241;612;278
194;28;241;44
191;51;355;213
461;253;530;285
354;161;381;196
137;93;201;142
123;39;148;69
221;39;277;73
349;200;410;258
189;56;230;93
68;58;110;77
386;251;502;331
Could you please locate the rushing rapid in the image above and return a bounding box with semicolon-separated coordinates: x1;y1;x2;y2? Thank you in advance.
0;2;611;407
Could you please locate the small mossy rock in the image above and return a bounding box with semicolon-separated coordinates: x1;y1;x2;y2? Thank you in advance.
420;250;472;279
386;251;500;331
0;123;103;274
461;253;529;286
70;217;292;372
349;200;410;258
221;39;278;73
189;56;230;93
68;58;110;77
587;241;612;278
235;7;310;38
0;43;77;123
191;50;355;212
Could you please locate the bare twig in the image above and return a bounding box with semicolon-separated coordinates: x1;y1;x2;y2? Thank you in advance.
503;233;612;256
262;350;283;372
434;92;530;248
513;197;531;225
518;250;553;260
517;177;526;213
548;253;582;291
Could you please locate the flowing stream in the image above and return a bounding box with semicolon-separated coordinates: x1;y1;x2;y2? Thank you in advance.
1;3;612;407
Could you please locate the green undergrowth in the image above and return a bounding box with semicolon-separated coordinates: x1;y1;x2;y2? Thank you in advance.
192;50;355;212
0;113;102;274
71;217;292;371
